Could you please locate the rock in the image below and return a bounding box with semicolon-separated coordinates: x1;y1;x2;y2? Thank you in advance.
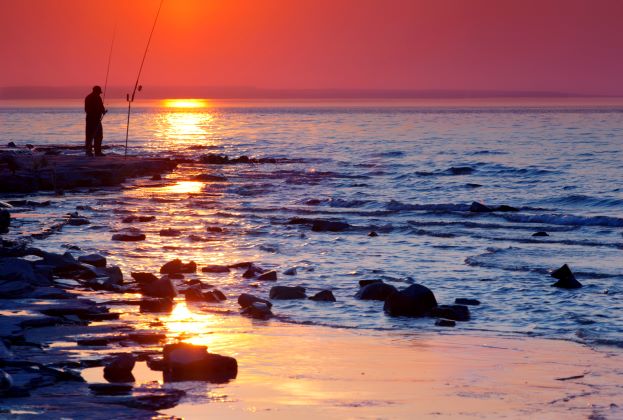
206;226;223;233
193;174;228;182
228;261;254;269
0;209;10;233
257;270;278;281
242;264;264;278
122;215;155;223
7;141;16;148
184;285;206;302
139;298;174;313
201;265;230;273
140;276;177;298
311;220;350;232
104;354;136;383
66;214;90;226
167;273;185;279
128;332;167;345
0;369;13;391
469;201;493;213
96;266;123;285
162;343;238;383
551;264;582;289
131;272;159;284
269;286;306;300
0;257;47;285
212;289;227;301
151;174;162;180
112;228;146;241
160;259;196;274
358;279;382;287
78;254;107;267
241;302;273;320
383;284;438;317
237;293;272;309
283;267;297;276
77;338;109;346
89;383;133;396
118;388;186;411
495;204;519;212
454;298;480;306
532;231;549;237
435;319;456;327
368;231;378;237
430;304;470;321
309;290;336;302
0;280;34;298
159;228;182;237
355;281;398;301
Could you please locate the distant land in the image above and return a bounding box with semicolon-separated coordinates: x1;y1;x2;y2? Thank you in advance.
0;86;608;100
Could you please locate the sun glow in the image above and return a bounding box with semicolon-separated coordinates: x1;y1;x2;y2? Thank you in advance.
162;99;209;108
165;181;204;194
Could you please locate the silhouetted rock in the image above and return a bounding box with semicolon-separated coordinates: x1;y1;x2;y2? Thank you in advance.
242;264;264;278
141;276;177;298
206;226;224;233
269;286;306;300
122;215;155;223
193;173;228;182
78;254;106;267
238;293;272;309
368;231;378;237
104;354;136;383
162;343;238;383
131;272;159;284
6;141;16;148
469;202;493;213
112;228;146;241
0;210;11;233
212;289;226;300
430;304;470;321
435;319;456;327
495;204;519;212
0;258;49;285
309;290;336;302
66;213;90;226
0;280;33;298
454;298;481;306
159;228;182;237
311;220;350;232
532;231;549;237
139;298;173;313
201;265;230;273
257;270;278;281
283;267;297;276
184;285;205;302
355;281;398;301
160;259;196;274
551;264;582;289
383;284;438;317
241;302;273;319
358;279;382;287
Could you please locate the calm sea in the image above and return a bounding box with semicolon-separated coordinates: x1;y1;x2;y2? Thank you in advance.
1;98;622;348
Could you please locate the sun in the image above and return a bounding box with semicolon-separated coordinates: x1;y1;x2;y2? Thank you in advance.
162;99;209;108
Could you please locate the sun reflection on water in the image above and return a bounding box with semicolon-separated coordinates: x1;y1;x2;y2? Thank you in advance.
164;181;204;194
163;301;219;347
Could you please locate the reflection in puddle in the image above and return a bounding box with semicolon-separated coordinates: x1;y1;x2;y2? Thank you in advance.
82;361;163;385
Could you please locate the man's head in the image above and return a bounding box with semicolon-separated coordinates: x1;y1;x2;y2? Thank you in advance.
92;85;103;94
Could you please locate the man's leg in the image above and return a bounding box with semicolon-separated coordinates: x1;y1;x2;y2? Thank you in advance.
85;123;94;157
94;122;104;156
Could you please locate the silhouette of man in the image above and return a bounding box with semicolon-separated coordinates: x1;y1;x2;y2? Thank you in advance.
84;85;107;157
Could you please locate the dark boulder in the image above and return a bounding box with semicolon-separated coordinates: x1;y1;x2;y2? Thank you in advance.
184;285;205;302
469;202;493;213
238;293;272;309
495;205;519;212
212;289;227;301
532;231;549;237
160;259;196;274
454;298;481;306
269;286;306;300
358;279;382;287
201;265;230;273
368;231;378;237
140;276;177;298
309;290;336;302
0;280;34;298
383;284;438;317
551;264;582;289
241;302;273;320
122;215;155;223
355;281;398;301
430;304;470;321
283;267;297;276
159;228;182;237
162;343;237;383
435;319;456;327
0;209;10;233
311;220;350;232
131;272;159;284
242;264;264;278
112;228;146;241
257;270;277;281
78;254;107;268
104;354;136;383
193;174;228;182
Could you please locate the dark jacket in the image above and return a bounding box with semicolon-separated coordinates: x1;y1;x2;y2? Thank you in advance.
85;92;105;121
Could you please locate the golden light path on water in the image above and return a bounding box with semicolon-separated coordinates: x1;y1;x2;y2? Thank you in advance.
152;99;216;149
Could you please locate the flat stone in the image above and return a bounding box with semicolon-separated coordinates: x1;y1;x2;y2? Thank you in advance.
78;254;107;267
269;286;306;300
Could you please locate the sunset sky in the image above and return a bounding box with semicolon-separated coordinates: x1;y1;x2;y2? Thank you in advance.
1;0;622;96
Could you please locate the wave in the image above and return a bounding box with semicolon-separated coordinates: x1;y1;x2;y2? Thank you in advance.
415;166;476;177
535;194;623;208
501;213;623;227
386;200;469;212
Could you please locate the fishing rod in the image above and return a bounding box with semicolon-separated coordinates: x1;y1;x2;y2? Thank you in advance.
101;23;117;120
125;0;165;158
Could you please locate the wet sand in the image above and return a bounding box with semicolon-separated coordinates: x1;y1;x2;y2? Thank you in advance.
77;313;622;419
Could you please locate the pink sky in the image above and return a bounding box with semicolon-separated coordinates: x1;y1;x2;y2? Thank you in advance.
1;0;622;95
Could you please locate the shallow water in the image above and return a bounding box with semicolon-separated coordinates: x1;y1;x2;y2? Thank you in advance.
2;99;622;348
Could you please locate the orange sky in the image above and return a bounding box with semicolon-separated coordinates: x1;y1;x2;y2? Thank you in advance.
1;0;622;95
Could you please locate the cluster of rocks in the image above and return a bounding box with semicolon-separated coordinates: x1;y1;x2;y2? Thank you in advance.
469;201;519;213
199;154;277;165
